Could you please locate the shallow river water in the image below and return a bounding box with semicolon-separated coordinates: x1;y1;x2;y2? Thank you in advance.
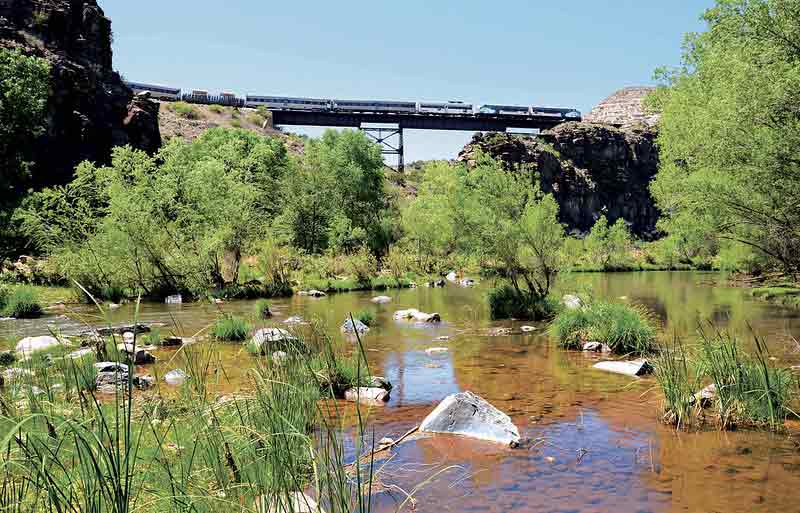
2;272;800;513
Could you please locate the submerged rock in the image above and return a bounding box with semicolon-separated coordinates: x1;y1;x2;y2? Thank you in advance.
367;376;393;391
252;328;297;345
446;271;458;282
344;387;390;405
520;325;537;333
420;391;521;447
283;316;305;325
371;295;392;304
460;278;476;287
16;336;63;356
593;359;653;377
298;290;326;298
341;319;370;334
95;362;129;390
393;309;442;323
162;336;186;347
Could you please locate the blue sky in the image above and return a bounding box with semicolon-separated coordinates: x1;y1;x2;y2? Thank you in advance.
105;0;710;162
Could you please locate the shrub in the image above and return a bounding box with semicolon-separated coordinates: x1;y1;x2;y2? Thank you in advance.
344;246;377;287
355;310;374;326
212;315;249;341
207;104;224;114
255;299;271;319
0;350;16;366
246;113;265;126
1;285;43;318
256;239;294;297
167;101;200;120
488;284;559;321
230;119;242;128
549;301;656;355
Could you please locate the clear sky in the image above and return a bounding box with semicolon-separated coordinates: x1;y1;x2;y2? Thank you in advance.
105;0;711;162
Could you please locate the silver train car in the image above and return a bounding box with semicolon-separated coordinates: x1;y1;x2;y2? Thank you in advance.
332;99;417;113
245;95;330;110
418;101;474;114
124;81;181;101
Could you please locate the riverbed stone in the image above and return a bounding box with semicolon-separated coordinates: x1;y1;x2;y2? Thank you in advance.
117;344;156;364
82;323;159;337
460;278;476;287
344;387;390;404
133;375;155;389
66;348;95;360
16;335;63;356
165;294;182;304
446;271;458;282
420;391;521;447
367;376;393;391
593;359;653;377
252;328;297;346
693;383;717;408
341;318;369;334
284;316;305;325
371;295;392;304
164;369;189;385
583;342;612;353
562;294;583;310
521;325;537;333
255;491;326;513
426;347;449;355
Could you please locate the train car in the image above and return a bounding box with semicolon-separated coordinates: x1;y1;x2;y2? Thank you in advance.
478;104;531;116
530;106;582;119
245;95;331;110
418;101;474;114
332;99;417;113
124;81;181;101
219;91;244;107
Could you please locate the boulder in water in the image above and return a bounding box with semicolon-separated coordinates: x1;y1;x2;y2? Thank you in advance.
371;295;392;304
420;391;521;447
593;359;653;377
341;318;369;334
164;369;189;385
344;387;390;404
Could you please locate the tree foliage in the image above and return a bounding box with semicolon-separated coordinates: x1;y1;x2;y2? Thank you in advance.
650;0;800;273
0;49;50;258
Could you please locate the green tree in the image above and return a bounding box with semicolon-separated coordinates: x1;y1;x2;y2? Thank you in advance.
650;0;800;273
584;215;633;270
0;49;50;259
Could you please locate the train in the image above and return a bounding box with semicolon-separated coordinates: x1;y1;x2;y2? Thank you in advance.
124;80;581;119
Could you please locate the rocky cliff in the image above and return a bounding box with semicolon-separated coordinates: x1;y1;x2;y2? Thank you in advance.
0;0;160;187
458;122;660;237
584;86;659;129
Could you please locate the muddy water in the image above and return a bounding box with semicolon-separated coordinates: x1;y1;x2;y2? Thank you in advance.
2;271;800;512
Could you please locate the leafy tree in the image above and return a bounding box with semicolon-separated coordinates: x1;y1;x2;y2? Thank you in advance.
584;215;633;270
650;0;800;274
276;129;391;255
0;49;50;259
18;129;289;298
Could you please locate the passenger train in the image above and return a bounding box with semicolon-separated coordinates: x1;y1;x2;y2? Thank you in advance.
125;80;581;119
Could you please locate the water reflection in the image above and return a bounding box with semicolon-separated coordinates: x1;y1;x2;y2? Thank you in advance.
2;272;800;512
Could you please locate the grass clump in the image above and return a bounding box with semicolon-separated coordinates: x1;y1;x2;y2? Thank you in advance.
166;101;200;119
255;298;272;319
0;285;43;318
488;284;559;320
207;104;224;114
355;309;374;326
212;315;250;341
549;300;656;355
656;327;797;430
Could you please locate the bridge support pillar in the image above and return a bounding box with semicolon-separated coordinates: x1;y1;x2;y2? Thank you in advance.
361;125;404;173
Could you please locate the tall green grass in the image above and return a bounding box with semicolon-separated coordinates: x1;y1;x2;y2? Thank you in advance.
0;285;43;318
212;315;250;341
487;284;558;320
0;300;389;512
549;300;656;355
655;327;798;430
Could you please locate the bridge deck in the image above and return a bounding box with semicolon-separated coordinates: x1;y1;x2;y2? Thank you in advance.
271;110;576;131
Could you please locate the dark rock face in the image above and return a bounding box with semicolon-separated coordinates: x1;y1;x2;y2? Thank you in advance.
0;0;160;187
458;122;660;237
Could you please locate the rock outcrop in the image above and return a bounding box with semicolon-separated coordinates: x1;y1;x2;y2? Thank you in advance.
585;86;659;129
458;122;660;237
0;0;161;187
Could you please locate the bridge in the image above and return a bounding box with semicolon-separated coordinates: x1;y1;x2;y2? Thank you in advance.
271;110;575;171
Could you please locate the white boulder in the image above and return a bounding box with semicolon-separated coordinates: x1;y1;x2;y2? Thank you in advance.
593;359;653;377
562;294;583;310
344;387;390;404
16;336;63;356
371;296;392;304
420;391;521;447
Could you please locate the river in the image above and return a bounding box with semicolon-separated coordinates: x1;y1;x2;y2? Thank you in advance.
2;271;800;513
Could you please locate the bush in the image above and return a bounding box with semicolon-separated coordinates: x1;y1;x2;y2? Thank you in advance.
488;284;558;321
344;246;377;287
212;315;249;341
255;299;271;319
354;309;374;326
0;350;16;366
1;285;43;318
549;301;656;355
167;101;200;120
256;239;294;297
207;104;224;114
